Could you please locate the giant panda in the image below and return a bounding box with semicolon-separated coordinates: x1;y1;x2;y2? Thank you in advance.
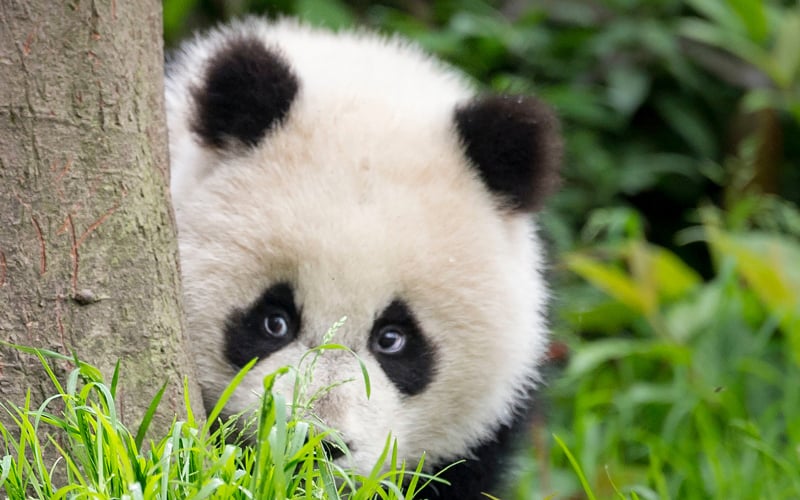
166;17;561;499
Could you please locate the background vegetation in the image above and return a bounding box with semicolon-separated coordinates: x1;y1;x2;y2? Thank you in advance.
161;1;800;498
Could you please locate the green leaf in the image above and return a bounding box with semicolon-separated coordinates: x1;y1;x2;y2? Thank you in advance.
709;231;800;312
565;253;652;315
295;0;355;29
135;382;168;450
708;229;800;362
663;284;723;342
202;358;257;436
773;13;800;88
566;339;690;379
616;382;681;407
607;65;651;117
654;93;717;157
553;434;597;500
561;292;639;334
678;18;772;80
191;478;225;499
727;0;768;42
685;0;747;33
647;245;702;300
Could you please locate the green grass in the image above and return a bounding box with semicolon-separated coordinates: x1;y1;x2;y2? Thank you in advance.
0;341;444;500
507;203;800;499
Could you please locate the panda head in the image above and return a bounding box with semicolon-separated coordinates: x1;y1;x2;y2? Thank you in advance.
167;18;561;478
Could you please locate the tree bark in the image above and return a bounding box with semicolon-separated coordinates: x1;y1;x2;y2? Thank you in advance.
0;0;203;446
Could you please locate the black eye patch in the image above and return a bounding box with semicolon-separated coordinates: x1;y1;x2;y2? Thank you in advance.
224;282;300;368
369;299;437;396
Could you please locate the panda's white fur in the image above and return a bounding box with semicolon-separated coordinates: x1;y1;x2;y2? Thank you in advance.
166;17;560;498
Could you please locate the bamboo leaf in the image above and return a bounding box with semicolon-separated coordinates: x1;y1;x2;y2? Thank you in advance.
708;230;800;362
566;253;652;314
773;13;800;88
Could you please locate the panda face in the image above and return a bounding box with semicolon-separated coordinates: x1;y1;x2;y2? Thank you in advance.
167;18;560;482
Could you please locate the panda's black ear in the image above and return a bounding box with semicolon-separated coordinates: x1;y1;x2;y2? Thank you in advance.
455;95;562;212
191;36;299;149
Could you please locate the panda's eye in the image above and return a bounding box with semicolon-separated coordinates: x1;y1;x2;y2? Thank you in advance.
225;283;299;369
263;312;290;338
373;327;406;354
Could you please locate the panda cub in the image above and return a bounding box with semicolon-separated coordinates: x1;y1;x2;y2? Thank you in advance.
166;17;561;499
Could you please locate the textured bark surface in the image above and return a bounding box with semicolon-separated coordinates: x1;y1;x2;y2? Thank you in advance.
0;0;203;445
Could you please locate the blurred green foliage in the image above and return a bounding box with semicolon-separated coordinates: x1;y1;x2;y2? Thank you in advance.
163;0;800;498
549;208;800;498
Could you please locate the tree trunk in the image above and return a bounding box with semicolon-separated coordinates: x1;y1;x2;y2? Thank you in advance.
0;0;203;446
